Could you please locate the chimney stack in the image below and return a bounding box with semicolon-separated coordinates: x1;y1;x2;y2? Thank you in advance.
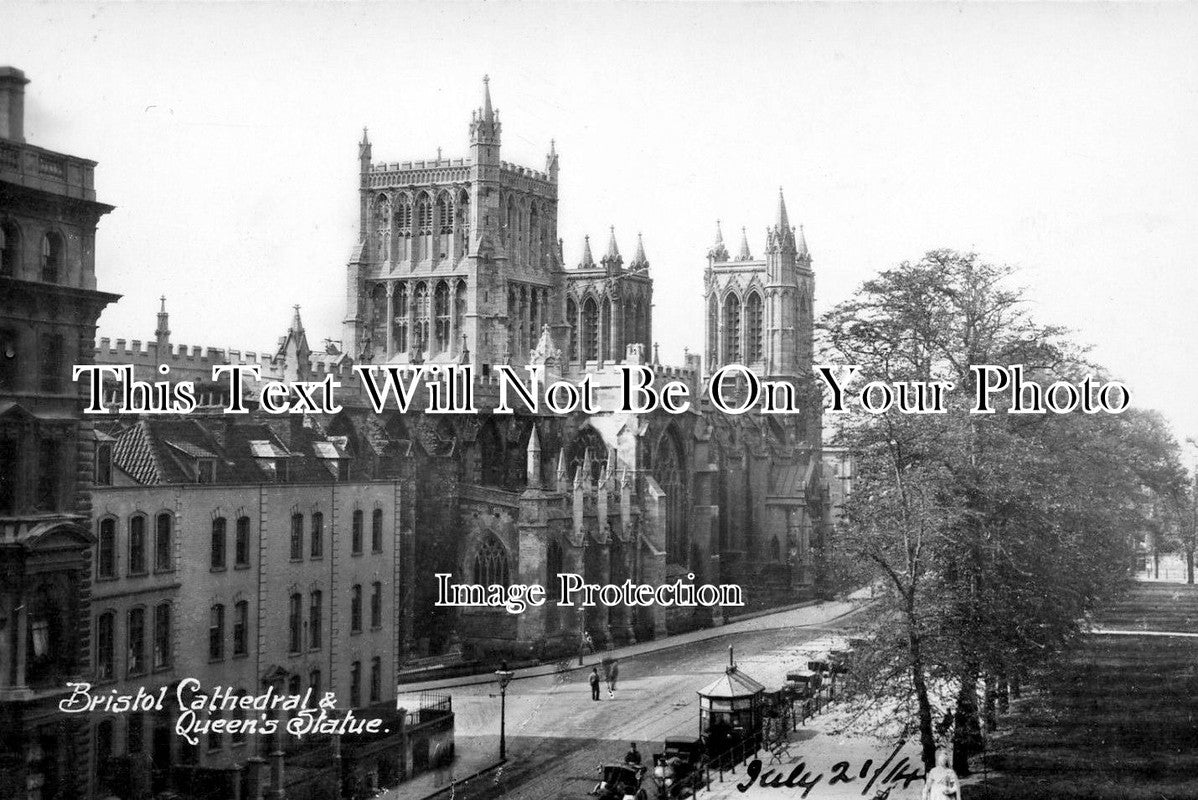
0;67;29;143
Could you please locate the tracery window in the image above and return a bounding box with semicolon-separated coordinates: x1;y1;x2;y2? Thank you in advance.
413;282;430;353
722;293;742;364
582;297;599;362
566;298;579;361
745;291;763;363
707;295;719;366
652;431;687;564
473;534;510;587
454;280;467;352
434;281;451;353
394;282;409;354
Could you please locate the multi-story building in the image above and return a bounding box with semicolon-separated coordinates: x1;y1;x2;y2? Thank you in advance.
0;66;121;800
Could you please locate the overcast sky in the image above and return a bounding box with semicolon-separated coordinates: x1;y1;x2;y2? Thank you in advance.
7;2;1198;443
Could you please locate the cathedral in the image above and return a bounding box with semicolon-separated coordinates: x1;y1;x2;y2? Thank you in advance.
327;78;834;661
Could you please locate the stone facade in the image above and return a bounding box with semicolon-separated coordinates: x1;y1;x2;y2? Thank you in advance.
0;66;121;800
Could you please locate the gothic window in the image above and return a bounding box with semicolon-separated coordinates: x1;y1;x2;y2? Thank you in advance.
528;288;539;347
473;534;510;587
454;280;467;352
154;512;173;572
601;297;612;361
434;281;451;353
154;602;171;668
707;294;719;367
415;193;432;260
371;284;387;349
568;426;607;483
504;196;516;244
96;611;114;679
436;193;452;259
372;508;384;552
129;514;147;574
456;189;470;255
770;536;781;562
41;232;62;283
97;517;116;579
722;293;742;364
395;195;412;261
210;517;226;570
652;429;687;564
235;515;251;567
414;282;430;353
529;203;540;267
745;291;764;363
566;298;579;361
373;195;391;262
351;584;362;633
394;282;409;354
0;221;17;276
128;607;146;675
582;296;599;362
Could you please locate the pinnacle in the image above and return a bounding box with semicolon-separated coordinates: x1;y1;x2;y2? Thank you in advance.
738;227;752;261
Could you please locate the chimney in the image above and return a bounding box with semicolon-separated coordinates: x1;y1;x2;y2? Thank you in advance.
0;67;29;143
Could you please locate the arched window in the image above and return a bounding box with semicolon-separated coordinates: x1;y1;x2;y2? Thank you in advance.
601;297;613;361
529;203;540;267
582;297;599;362
566;298;579;361
769;536;781;562
96;611;115;680
745;292;764;363
395;195;412;261
208;604;224;661
372;508;384;552
289;512;303;560
394;282;409;354
351;584;362;633
371;581;382;628
707;294;719;367
413;282;430;353
288;593;302;653
153;602;171;668
352;509;364;554
370;656;382;703
652;430;687;564
235;516;251;567
722;293;742;364
454;279;467;352
528;289;539;347
41;232;62;283
233;600;248;656
155;512;173;572
505;196;516;244
210;517;226;569
434;281;451;353
414;194;432;260
473;534;510;587
308;590;322;649
310;511;323;558
0;221;17;276
97;517;116;579
456;189;470;256
128;514;147;574
127;607;146;675
437;193;452;259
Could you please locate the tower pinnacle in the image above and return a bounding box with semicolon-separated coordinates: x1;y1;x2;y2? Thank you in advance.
630;232;649;270
776;187;789;231
579;235;595;269
482;75;493;123
708;220;729;262
737;227;753;261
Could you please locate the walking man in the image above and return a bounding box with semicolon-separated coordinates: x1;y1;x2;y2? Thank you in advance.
590;667;601;701
607;659;619;698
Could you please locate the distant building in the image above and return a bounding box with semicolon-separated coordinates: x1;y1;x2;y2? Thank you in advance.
0;67;120;800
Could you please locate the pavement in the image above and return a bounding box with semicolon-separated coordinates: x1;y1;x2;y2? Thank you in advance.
393;586;880;800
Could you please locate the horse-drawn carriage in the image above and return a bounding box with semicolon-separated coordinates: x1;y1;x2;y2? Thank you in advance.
591;763;649;800
650;738;704;798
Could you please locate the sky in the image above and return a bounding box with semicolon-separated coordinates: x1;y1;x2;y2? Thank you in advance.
6;2;1198;443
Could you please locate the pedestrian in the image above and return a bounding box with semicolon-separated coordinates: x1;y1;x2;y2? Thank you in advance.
624;742;642;766
607;659;619;698
590;666;601;701
921;749;961;800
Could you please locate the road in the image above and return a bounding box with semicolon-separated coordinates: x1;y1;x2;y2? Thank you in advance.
429;603;870;800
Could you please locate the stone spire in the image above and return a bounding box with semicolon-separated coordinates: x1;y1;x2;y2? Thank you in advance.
737;227;753;261
708;220;729;262
601;226;623;272
768;187;796;252
629;232;649;270
579;235;595;269
290;304;304;335
526;424;542;489
797;224;809;259
546;138;559;181
483;75;494;123
470;75;501;146
776;186;790;231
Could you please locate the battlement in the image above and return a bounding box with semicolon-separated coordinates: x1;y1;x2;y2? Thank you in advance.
500;161;551;183
366;158;472;188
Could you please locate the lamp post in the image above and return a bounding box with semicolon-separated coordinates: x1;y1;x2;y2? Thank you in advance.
495;668;514;761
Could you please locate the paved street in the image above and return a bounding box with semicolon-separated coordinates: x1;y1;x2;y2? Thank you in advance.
397;592;931;800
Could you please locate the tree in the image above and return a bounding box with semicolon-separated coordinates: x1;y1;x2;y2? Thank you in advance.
820;251;1182;773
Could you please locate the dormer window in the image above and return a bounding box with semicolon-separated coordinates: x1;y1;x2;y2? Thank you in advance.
249;440;291;482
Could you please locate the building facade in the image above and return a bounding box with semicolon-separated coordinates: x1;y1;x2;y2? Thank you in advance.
0;67;121;800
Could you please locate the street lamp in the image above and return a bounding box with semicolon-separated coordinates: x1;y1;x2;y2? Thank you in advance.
495;669;514;761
